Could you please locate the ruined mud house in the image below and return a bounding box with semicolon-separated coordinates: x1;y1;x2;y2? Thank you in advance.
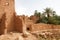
0;0;60;35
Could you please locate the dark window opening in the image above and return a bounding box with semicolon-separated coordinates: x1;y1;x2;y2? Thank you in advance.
27;27;30;31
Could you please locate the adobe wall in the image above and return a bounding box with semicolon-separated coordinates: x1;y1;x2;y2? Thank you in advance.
0;13;6;35
27;23;60;32
14;16;24;33
30;23;52;32
30;15;39;23
0;0;26;34
0;0;15;33
6;13;15;33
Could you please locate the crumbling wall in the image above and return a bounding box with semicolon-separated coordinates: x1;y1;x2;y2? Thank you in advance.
4;0;15;32
27;23;60;32
14;16;23;33
0;0;15;33
0;13;6;35
30;15;39;23
5;13;15;33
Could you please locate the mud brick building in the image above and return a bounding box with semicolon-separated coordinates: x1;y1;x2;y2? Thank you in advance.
0;0;60;35
0;0;27;34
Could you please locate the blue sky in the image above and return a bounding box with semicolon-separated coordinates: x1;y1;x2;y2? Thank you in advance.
15;0;60;16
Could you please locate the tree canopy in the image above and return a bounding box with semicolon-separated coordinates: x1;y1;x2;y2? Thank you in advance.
34;8;60;25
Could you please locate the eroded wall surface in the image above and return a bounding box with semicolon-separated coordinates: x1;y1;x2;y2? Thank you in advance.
0;0;15;33
0;13;6;35
29;23;60;32
14;16;25;33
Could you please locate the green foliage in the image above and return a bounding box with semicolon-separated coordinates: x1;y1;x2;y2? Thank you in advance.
34;8;60;25
36;16;48;24
43;8;56;24
34;10;41;17
34;10;38;16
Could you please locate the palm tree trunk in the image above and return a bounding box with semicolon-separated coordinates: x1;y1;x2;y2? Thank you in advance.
47;13;50;24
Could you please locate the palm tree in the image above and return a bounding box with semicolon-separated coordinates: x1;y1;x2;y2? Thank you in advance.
37;12;41;19
52;11;56;16
34;10;38;16
34;10;41;19
43;8;56;23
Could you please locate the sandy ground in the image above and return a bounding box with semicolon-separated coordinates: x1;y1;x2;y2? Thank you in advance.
0;32;38;40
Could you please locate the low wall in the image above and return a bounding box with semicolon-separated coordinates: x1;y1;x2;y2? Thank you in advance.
29;23;60;32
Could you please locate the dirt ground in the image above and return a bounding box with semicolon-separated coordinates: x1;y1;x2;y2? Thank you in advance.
0;32;38;40
0;30;60;40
